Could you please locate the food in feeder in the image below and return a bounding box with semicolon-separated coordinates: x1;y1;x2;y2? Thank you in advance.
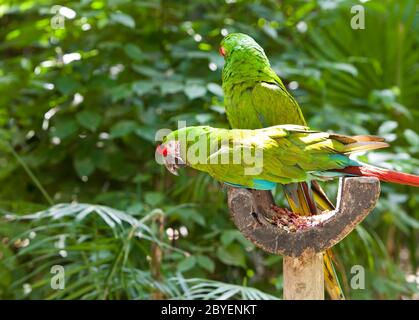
269;204;329;232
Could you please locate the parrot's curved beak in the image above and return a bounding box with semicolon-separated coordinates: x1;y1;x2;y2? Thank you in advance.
164;156;186;176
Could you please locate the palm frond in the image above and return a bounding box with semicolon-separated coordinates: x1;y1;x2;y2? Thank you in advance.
170;274;279;300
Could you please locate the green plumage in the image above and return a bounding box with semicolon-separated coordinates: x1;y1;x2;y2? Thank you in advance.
165;32;389;299
163;125;386;189
221;33;306;128
219;32;347;299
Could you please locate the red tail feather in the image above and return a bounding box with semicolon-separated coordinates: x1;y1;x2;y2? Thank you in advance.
337;166;419;187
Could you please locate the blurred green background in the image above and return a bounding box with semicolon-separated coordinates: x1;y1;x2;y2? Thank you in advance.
0;0;418;299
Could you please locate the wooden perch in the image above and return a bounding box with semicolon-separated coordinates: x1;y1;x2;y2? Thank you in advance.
227;177;380;257
227;177;380;300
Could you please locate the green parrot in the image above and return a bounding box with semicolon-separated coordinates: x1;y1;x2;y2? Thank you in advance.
157;125;419;190
219;32;343;299
158;125;419;299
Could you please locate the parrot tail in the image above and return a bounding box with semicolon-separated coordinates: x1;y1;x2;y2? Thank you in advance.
283;182;346;300
337;165;419;187
343;141;389;154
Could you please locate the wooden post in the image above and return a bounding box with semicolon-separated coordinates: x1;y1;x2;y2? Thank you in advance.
226;177;380;300
283;253;324;300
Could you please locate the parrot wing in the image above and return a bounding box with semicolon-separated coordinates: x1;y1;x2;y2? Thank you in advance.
204;131;308;187
251;81;307;127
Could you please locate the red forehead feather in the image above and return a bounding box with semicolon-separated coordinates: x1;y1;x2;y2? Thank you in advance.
219;46;226;56
156;144;168;157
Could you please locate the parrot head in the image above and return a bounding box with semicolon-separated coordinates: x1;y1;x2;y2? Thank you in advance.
156;140;186;176
219;33;268;62
156;130;187;176
219;33;271;84
157;126;217;175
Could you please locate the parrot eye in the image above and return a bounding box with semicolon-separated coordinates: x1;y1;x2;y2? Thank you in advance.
219;46;226;57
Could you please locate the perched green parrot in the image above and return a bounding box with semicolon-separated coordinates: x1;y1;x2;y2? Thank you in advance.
157;125;419;189
158;125;419;299
219;32;343;299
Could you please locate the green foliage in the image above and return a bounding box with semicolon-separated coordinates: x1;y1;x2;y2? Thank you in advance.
0;0;418;299
1;203;275;299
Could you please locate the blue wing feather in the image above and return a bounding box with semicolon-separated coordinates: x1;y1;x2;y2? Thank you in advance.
224;179;276;190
